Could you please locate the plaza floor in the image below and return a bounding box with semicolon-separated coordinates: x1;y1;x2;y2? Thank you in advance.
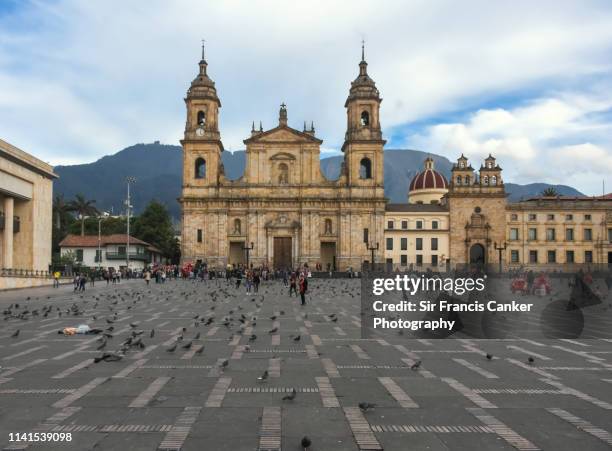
0;278;611;450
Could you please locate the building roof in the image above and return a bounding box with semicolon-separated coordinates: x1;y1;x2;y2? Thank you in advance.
386;203;448;213
59;234;150;248
0;138;58;179
409;158;448;191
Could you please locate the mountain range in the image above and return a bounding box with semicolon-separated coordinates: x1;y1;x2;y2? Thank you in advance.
53;143;583;220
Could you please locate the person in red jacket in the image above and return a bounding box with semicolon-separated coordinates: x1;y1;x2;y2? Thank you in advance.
299;273;308;306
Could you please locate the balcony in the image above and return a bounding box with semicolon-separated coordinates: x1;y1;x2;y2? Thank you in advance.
0;215;20;232
105;252;149;261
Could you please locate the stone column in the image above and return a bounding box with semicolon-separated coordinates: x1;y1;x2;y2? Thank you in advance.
3;196;14;269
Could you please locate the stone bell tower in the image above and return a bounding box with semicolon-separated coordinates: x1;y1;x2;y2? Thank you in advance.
180;42;227;266
339;42;387;269
181;41;224;188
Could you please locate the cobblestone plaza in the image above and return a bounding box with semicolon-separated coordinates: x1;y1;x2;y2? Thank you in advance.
1;278;611;450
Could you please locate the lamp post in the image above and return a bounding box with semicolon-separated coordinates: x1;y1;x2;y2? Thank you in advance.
97;212;110;269
366;242;379;272
242;242;254;269
494;241;507;273
125;177;136;273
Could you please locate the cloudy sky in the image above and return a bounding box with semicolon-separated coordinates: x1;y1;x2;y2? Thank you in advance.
1;0;611;194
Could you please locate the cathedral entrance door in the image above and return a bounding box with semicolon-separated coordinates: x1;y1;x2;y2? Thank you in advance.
469;243;485;265
274;237;292;270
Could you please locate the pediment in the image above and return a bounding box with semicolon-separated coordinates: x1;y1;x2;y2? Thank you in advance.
244;125;322;144
269;152;296;161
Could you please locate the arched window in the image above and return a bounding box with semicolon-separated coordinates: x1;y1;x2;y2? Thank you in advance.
491;175;497;186
233;219;241;234
483;175;489;185
456;175;462;185
465;175;470;185
278;163;289;184
197;111;206;126
359;158;372;179
324;218;332;234
360;111;370;126
195;158;206;179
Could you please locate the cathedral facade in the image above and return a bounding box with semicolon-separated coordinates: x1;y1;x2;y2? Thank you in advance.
180;48;386;270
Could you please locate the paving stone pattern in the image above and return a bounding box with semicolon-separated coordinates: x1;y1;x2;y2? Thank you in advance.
0;278;611;450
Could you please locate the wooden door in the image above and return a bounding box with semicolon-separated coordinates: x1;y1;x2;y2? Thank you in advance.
274;237;292;269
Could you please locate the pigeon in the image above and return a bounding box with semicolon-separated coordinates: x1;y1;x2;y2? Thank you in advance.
129;322;139;328
331;317;338;322
282;388;297;401
411;360;422;370
301;436;311;449
358;402;376;412
11;329;20;338
166;343;177;352
293;335;301;342
219;359;229;369
249;334;257;342
258;370;269;381
486;353;493;360
182;340;193;350
195;346;204;355
268;327;278;334
150;329;155;338
270;315;277;320
528;356;535;365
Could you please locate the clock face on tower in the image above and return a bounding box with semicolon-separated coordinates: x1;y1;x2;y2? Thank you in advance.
196;127;204;136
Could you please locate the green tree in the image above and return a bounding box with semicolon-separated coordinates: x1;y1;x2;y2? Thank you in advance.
68;194;99;236
132;200;180;262
67;216;129;236
541;187;559;197
52;195;76;253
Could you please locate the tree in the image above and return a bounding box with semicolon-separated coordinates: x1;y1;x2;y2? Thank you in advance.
68;194;99;236
132;200;180;262
52;195;76;253
67;216;129;236
541;187;559;197
53;195;74;230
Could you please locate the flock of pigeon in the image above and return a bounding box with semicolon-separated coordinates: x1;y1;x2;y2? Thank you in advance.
2;278;540;450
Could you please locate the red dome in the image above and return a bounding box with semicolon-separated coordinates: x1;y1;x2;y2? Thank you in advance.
409;168;448;191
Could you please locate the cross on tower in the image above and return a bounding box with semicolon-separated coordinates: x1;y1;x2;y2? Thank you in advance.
201;39;206;60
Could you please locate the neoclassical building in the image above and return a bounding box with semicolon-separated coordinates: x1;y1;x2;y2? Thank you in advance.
180;47;386;270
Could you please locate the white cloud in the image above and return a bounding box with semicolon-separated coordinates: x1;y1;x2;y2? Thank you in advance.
407;90;612;194
0;0;611;194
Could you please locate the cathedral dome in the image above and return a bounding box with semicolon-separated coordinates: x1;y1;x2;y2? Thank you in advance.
409;161;448;190
408;158;448;204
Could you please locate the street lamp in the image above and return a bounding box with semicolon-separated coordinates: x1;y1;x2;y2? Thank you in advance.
366;242;379;272
125;177;136;273
494;241;507;273
242;242;254;269
97;212;110;268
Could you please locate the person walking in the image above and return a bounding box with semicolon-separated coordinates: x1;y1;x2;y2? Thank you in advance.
253;271;260;293
289;272;297;297
299;273;308;306
79;273;87;291
53;271;61;288
144;270;151;285
235;268;242;289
